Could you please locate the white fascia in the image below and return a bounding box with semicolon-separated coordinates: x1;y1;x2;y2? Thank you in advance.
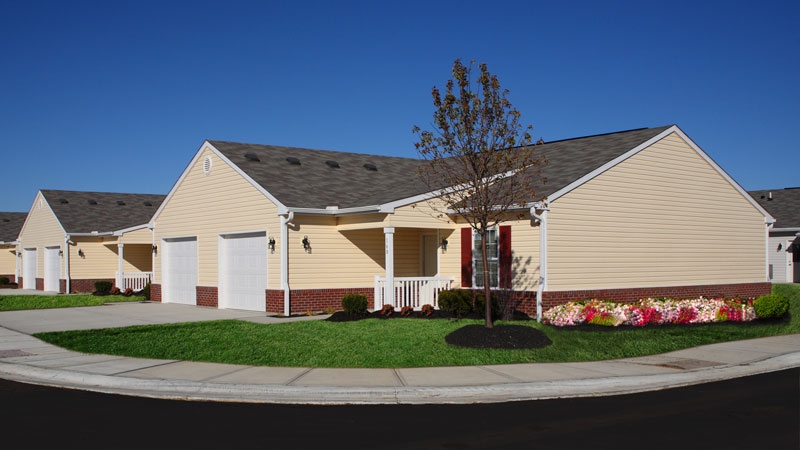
771;227;800;233
67;231;115;237
284;205;383;216
113;223;150;236
149;140;288;227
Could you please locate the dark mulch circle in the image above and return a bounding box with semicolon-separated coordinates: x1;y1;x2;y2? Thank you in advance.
445;324;553;349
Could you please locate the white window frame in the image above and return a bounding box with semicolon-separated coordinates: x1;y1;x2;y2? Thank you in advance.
472;228;499;289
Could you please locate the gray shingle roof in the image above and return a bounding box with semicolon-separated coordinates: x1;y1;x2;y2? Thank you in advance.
0;212;27;243
40;190;165;234
208;126;674;210
749;188;800;229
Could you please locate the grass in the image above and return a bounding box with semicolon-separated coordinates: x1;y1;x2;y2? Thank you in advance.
0;294;146;311
31;284;800;368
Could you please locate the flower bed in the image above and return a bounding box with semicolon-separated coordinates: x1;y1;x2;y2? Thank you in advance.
543;297;757;327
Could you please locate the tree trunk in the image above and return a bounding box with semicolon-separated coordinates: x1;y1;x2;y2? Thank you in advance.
480;229;493;328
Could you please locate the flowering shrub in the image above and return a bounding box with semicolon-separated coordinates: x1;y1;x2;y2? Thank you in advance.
380;304;394;317
543;297;757;327
400;306;414;317
420;304;434;317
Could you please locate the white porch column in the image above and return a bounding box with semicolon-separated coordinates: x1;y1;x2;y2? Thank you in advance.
117;243;124;289
384;227;395;307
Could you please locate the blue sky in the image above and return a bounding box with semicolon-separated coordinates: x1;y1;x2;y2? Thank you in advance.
2;0;798;213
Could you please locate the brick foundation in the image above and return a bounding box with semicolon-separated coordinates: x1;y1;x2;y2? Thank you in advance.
267;287;374;315
68;278;115;294
196;286;218;308
36;278;43;290
151;283;162;302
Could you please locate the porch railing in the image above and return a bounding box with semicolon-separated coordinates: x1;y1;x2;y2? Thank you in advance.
374;276;454;310
116;271;153;291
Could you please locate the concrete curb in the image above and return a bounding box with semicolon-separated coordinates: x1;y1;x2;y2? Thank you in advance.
3;352;799;405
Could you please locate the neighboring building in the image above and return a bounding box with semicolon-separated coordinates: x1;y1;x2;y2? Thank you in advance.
150;124;773;317
0;212;27;283
750;187;800;283
17;190;165;293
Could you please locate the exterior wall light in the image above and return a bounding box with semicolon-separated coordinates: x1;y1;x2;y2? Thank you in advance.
152;244;158;255
302;236;310;252
441;237;448;252
78;249;85;258
268;236;276;253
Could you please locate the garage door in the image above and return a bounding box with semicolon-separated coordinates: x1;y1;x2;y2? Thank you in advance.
22;248;36;289
220;232;267;311
44;246;61;292
162;237;197;305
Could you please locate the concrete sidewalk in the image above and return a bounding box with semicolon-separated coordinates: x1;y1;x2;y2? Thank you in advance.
1;301;799;405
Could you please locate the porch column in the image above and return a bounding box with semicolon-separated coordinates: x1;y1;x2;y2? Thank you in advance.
117;243;124;290
384;227;395;307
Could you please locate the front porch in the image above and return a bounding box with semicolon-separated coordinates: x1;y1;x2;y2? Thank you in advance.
374;275;454;310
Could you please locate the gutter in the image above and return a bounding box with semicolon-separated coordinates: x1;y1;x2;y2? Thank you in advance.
530;201;550;322
64;234;71;293
284;205;382;216
280;211;295;317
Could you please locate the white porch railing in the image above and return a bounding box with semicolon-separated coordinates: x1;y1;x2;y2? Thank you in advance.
374;276;454;310
116;272;152;291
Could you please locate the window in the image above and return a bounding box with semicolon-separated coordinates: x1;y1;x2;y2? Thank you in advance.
473;229;499;288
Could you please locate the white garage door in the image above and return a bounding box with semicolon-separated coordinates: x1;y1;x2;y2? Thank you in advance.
162;237;197;305
44;246;61;292
220;232;267;311
22;248;36;289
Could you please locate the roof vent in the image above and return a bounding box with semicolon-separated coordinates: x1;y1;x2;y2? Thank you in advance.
363;163;378;171
325;160;340;168
245;152;260;162
768;192;773;200
116;200;126;206
143;201;153;206
58;198;69;204
2;218;9;222
286;157;301;165
88;199;98;205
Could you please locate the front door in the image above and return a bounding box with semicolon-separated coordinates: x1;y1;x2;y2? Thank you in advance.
44;246;61;292
422;234;438;277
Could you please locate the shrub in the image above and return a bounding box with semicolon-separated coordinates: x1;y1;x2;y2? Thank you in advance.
380;304;394;316
400;305;414;317
139;282;151;301
438;289;472;318
474;292;501;319
123;288;134;297
753;294;789;319
109;287;121;295
341;293;368;315
93;280;113;295
0;277;9;285
420;304;434;317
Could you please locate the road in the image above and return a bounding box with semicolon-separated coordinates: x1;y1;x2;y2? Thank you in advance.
2;368;798;449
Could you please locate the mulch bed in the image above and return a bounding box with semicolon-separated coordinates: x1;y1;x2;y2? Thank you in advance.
325;309;553;349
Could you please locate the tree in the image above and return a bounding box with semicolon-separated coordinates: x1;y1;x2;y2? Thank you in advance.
412;59;545;328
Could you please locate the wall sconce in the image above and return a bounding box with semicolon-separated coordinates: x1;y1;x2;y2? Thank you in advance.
441;237;448;252
302;236;310;252
58;249;63;256
268;236;276;253
78;249;85;258
152;244;158;255
777;243;783;251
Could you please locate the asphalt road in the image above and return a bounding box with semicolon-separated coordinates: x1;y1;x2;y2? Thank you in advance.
2;368;798;450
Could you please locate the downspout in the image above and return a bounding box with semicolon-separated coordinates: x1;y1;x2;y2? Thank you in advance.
280;211;294;317
64;234;71;294
530;201;549;322
766;221;773;282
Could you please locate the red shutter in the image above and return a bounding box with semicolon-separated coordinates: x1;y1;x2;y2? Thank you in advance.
499;225;512;289
461;227;472;287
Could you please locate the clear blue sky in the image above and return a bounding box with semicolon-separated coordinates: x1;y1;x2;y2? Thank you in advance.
2;0;798;213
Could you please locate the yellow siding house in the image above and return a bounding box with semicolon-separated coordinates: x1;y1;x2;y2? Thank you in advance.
0;212;27;284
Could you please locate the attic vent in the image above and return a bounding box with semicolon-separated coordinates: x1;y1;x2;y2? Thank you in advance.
286;157;301;165
88;199;98;205
325;160;340;168
245;152;260;162
2;218;9;222
363;163;377;171
58;199;69;204
203;156;212;175
143;201;153;206
116;200;126;206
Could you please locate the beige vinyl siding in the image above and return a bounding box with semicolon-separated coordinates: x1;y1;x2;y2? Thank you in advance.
438;228;459;282
68;237;122;279
121;244;153;272
0;247;16;277
507;218;541;291
547;132;766;291
18;193;65;279
119;227;152;244
153;148;281;287
386;199;456;229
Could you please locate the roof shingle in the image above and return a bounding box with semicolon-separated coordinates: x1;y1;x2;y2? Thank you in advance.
749;188;800;229
0;212;27;243
40;190;165;234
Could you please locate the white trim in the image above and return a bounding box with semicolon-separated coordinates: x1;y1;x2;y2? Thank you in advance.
113;223;150;236
471;227;499;290
771;227;800;233
150;141;288;226
286;205;382;216
384;227;395;307
19;192;68;243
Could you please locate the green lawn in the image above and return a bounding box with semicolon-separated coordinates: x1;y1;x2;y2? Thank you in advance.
31;284;800;368
0;294;146;311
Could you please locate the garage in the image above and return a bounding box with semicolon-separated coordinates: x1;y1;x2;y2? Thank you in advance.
22;248;36;289
219;231;267;311
161;237;197;305
44;246;61;292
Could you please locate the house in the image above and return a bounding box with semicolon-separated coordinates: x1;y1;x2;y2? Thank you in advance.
749;187;800;283
0;212;27;284
17;190;165;293
150;124;773;318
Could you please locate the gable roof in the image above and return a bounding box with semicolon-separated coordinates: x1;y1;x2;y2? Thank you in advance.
749;188;800;230
208;141;433;210
40;190;165;234
0;212;27;244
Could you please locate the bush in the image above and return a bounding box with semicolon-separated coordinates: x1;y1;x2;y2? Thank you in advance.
0;277;9;285
753;294;789;319
438;289;472;318
380;304;394;316
474;292;501;319
400;305;414;317
138;282;151;300
109;287;121;295
342;293;368;315
93;280;113;295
